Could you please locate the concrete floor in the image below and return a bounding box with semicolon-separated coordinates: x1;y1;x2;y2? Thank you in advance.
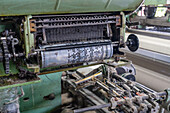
135;64;170;92
125;52;170;92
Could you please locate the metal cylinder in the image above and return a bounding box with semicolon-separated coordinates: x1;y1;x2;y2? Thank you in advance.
41;42;113;68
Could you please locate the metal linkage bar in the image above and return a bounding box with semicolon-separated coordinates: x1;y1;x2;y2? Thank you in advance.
73;92;166;113
74;103;111;113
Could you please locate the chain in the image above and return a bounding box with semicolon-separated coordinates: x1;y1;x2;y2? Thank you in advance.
1;38;10;74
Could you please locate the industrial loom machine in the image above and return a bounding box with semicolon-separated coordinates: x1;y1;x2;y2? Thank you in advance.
0;0;169;113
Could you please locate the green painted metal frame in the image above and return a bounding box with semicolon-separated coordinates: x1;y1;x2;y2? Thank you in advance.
0;61;19;76
23;15;35;58
0;79;41;90
0;0;144;16
19;72;62;113
144;0;167;6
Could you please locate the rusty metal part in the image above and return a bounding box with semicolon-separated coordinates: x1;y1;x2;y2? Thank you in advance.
73;92;166;113
116;15;121;26
63;62;169;113
62;63;169;113
29;19;36;33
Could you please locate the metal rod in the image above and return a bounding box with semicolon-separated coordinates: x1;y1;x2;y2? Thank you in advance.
35;16;116;23
36;21;116;29
73;91;166;113
74;103;111;113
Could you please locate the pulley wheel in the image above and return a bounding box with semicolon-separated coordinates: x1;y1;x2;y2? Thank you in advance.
126;34;139;52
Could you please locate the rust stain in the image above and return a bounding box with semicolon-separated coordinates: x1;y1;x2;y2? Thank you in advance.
29;19;36;33
116;15;121;26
